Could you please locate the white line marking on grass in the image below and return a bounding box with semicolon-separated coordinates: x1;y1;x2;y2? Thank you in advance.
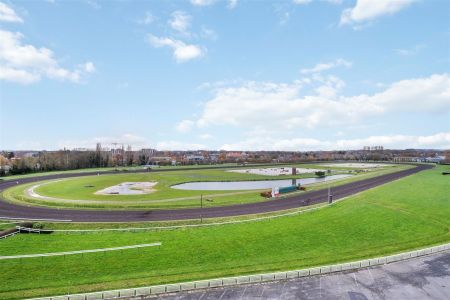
0;231;18;239
0;217;72;222
0;242;161;260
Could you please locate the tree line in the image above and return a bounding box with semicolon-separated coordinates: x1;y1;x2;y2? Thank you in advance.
0;150;138;176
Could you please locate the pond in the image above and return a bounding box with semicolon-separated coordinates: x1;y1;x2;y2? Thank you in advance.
171;174;352;191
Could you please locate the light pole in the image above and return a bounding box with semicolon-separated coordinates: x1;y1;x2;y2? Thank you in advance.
328;184;333;204
200;194;213;223
200;194;203;223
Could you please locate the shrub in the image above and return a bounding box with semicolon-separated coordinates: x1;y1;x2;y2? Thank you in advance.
315;171;326;177
260;191;272;198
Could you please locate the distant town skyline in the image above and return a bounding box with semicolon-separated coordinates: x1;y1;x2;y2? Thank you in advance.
1;0;449;151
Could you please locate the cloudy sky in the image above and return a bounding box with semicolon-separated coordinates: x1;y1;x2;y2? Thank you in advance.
0;0;449;151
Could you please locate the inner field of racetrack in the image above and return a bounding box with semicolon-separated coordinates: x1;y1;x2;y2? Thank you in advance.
1;164;403;209
0;165;448;299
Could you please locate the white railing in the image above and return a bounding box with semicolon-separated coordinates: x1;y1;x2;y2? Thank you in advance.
0;231;18;240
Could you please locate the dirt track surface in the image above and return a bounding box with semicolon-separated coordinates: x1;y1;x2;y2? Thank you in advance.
0;164;433;222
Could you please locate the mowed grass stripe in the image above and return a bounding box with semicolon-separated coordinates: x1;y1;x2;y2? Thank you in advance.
0;165;448;299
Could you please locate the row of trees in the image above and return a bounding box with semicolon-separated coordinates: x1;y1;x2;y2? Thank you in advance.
0;150;137;176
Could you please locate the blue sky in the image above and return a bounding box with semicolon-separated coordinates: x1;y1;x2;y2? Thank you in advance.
0;0;449;151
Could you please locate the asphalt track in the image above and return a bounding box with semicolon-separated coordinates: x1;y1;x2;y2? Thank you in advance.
145;249;450;300
0;164;433;222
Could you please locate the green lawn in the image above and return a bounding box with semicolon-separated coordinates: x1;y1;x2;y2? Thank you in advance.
2;163;403;210
0;165;448;299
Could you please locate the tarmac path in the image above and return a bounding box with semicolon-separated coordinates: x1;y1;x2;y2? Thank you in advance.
145;249;450;300
0;164;433;222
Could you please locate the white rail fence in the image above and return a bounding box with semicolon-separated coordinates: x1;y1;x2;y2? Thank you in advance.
0;230;18;240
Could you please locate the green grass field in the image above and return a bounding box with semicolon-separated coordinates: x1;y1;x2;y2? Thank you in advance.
0;162;323;181
1;163;403;210
0;164;448;299
0;163;249;181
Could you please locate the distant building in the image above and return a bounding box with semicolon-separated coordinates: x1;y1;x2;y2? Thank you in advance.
111;148;124;156
186;155;204;162
425;156;445;163
444;150;450;163
140;148;157;156
363;146;384;151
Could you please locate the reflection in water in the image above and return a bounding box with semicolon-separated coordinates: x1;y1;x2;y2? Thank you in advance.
171;174;352;191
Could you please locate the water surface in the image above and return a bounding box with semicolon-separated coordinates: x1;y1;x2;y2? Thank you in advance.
171;174;352;191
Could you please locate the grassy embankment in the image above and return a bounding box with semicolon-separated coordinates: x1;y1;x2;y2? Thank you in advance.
0;164;448;299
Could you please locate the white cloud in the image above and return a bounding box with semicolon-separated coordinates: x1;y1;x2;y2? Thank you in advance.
190;0;217;6
197;78;244;90
293;0;342;5
340;0;415;26
0;2;22;22
300;58;352;74
176;120;195;133
293;0;312;4
156;140;207;150
82;61;96;73
168;11;191;34
194;73;450;131
228;0;238;9
190;0;236;9
86;0;101;10
200;26;218;40
220;132;450;151
0;66;39;84
138;11;155;25
0;30;95;84
394;44;426;56
147;34;204;62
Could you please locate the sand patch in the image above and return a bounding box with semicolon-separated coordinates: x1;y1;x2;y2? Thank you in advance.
27;179;67;200
95;182;157;195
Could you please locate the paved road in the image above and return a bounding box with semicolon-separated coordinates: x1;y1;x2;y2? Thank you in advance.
0;164;433;222
142;250;450;300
